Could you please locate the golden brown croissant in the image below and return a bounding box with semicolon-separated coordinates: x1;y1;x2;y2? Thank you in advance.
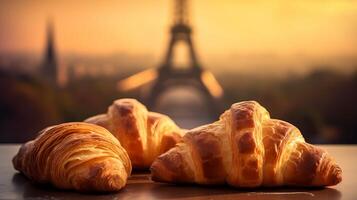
151;101;342;187
13;122;132;192
85;98;183;169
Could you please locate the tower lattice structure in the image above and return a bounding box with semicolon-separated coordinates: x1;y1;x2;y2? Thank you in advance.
147;0;223;117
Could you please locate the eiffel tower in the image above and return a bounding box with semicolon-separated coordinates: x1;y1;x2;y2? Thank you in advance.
146;0;223;117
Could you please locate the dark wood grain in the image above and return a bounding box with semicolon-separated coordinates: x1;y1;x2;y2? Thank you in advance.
0;145;354;200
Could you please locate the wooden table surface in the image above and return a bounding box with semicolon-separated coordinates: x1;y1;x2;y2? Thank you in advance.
0;144;355;200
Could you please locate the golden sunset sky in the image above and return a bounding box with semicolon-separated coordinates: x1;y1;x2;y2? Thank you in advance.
0;0;356;73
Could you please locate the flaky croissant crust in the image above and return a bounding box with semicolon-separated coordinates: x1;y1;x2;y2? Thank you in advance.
85;98;183;169
151;101;342;187
13;122;132;192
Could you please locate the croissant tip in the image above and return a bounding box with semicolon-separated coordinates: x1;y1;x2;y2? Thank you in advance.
150;158;172;183
150;161;163;182
330;166;342;185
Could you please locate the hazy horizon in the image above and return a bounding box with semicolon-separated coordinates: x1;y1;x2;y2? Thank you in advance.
0;0;356;75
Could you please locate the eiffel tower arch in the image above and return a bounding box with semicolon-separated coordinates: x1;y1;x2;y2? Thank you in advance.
146;0;223;118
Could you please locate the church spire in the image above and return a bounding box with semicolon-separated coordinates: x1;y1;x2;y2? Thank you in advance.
42;18;57;84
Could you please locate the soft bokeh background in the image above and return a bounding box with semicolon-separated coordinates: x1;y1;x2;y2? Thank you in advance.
0;0;356;143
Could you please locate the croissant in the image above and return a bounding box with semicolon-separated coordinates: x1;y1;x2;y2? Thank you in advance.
151;101;342;187
13;122;132;192
85;98;183;169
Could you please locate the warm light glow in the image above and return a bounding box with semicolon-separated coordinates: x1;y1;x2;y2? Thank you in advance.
200;70;223;98
0;1;356;73
0;0;356;57
117;68;158;91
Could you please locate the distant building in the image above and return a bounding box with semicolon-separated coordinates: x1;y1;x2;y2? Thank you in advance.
41;19;58;85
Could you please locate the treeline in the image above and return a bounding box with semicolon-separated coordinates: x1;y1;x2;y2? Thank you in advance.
0;68;356;143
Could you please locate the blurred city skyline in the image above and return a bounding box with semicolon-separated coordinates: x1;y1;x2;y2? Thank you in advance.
0;0;356;76
0;0;356;143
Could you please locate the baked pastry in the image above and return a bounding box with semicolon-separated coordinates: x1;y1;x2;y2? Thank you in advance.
85;98;183;169
13;122;131;192
151;101;342;187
